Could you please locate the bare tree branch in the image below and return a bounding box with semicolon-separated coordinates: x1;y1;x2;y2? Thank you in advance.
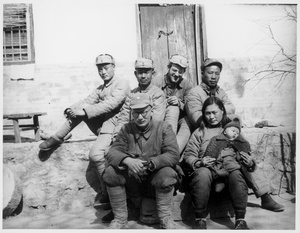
246;5;296;89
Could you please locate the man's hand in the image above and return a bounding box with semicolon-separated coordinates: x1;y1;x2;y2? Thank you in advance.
201;157;216;168
240;151;253;168
111;132;119;143
167;96;179;106
122;157;148;174
67;108;86;118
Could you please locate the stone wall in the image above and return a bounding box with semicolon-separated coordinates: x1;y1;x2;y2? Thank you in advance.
2;127;295;214
3;56;296;139
3;140;99;212
218;57;296;127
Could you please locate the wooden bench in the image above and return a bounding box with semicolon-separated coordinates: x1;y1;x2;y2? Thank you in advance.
3;112;47;143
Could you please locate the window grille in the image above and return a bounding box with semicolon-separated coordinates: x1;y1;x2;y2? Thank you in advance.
3;3;35;64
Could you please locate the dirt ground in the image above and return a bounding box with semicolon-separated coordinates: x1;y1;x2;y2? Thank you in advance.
2;191;296;231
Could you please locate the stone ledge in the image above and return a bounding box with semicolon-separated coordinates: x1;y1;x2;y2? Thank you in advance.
3;140;100;212
2;126;295;215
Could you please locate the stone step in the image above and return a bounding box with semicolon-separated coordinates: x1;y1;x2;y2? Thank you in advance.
2;126;295;218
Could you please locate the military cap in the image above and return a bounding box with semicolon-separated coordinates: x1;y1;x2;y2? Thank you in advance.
135;58;154;69
201;58;223;71
95;54;115;65
130;93;152;109
169;54;188;68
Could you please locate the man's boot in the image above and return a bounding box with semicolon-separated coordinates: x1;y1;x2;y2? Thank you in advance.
106;186;128;229
194;218;207;229
235;219;249;229
102;196;141;223
39;136;63;151
155;187;181;229
261;193;285;212
39;118;75;151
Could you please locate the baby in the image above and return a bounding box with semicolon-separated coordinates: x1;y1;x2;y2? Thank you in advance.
203;118;256;192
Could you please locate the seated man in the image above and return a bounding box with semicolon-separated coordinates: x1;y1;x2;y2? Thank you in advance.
103;93;181;229
101;57;166;223
114;57;166;134
152;54;194;155
39;54;130;206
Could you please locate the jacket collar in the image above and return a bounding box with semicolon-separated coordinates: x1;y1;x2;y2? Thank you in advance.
133;120;153;140
200;82;220;96
137;83;154;92
103;76;116;87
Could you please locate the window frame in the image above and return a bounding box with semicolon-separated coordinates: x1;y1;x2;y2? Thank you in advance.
3;3;35;65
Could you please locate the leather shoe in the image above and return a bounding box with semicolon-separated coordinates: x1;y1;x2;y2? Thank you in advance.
235;219;249;229
261;194;285;212
194;218;207;229
39;136;63;151
108;219;128;229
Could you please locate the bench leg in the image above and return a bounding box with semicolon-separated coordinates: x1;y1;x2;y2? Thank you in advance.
33;116;40;141
12;119;21;143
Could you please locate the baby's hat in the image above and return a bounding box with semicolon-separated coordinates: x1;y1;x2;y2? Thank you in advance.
224;117;241;132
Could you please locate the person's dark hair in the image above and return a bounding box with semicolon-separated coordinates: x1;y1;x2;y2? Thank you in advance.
199;96;231;130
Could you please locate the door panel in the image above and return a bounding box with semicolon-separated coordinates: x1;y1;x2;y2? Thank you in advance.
139;6;169;78
139;4;198;86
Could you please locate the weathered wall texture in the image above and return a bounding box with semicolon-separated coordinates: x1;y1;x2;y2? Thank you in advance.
218;57;296;128
3;56;296;139
3;62;138;139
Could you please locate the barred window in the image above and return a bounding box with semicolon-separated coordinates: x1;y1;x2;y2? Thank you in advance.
3;3;35;64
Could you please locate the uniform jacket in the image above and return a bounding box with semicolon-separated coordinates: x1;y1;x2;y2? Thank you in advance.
106;120;180;172
185;82;236;128
152;74;194;115
182;126;223;172
114;84;166;134
69;76;130;133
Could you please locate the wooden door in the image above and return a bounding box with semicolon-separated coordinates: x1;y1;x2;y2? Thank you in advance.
138;4;207;86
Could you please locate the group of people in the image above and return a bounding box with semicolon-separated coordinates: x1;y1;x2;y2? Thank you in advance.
39;53;285;229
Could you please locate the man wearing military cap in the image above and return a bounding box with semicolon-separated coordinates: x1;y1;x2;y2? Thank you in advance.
184;57;285;212
101;58;167;223
39;54;130;207
114;58;166;134
152;54;194;155
103;92;182;229
185;58;235;129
